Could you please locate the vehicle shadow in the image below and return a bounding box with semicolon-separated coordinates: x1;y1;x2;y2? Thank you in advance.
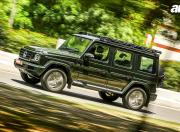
11;79;154;114
11;79;42;89
62;90;154;114
0;82;178;132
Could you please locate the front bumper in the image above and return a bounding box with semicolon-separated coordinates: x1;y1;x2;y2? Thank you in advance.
149;93;157;101
14;58;45;77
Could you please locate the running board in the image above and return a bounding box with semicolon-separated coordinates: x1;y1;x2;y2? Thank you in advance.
72;81;123;95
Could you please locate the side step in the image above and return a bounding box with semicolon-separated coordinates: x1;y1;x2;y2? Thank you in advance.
72;81;122;95
72;81;87;88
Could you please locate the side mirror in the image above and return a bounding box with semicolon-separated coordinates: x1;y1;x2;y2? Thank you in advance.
83;53;94;61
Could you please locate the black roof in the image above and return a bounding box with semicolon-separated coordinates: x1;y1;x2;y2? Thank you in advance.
77;32;161;57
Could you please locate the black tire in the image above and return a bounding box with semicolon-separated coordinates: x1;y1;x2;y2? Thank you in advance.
41;68;67;93
99;91;119;102
20;72;40;84
122;87;147;110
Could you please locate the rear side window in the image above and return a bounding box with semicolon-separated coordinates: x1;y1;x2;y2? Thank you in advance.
114;49;132;68
139;57;155;74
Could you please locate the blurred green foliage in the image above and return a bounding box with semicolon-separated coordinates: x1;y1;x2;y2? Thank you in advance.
0;27;56;53
0;21;8;46
0;0;180;91
161;61;180;92
0;0;160;45
0;0;56;53
1;0;180;43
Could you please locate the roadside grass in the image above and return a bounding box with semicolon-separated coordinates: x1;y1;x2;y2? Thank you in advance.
0;28;57;54
0;83;179;132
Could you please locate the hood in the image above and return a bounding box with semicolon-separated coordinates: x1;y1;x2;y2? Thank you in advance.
24;46;80;57
24;46;56;52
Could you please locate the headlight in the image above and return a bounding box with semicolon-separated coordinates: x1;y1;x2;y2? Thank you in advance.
33;54;41;61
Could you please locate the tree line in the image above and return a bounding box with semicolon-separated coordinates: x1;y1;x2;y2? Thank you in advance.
1;0;180;44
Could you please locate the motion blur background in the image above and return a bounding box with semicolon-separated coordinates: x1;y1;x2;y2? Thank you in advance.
0;1;180;131
1;0;180;92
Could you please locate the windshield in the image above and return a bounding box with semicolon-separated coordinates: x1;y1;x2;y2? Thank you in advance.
59;36;92;56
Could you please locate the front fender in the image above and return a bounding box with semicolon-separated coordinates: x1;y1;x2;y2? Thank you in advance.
43;60;72;87
44;60;71;71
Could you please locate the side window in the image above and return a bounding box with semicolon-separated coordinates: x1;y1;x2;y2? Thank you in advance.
139;57;155;73
114;49;132;67
87;43;109;62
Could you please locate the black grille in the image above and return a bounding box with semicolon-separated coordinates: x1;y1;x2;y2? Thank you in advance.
19;49;35;60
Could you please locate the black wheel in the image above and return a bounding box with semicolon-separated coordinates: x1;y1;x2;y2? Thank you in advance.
20;72;40;84
99;91;119;102
41;68;67;93
122;87;147;110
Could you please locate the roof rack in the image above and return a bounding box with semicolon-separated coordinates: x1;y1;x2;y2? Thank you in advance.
78;32;162;55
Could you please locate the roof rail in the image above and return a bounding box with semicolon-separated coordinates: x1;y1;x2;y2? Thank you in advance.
78;32;162;55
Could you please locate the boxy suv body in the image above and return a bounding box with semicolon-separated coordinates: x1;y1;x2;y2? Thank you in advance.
14;32;163;110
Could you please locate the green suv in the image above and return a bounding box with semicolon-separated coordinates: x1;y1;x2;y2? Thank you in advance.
14;32;163;110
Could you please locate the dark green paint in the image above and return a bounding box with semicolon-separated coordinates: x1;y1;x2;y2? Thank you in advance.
14;33;162;103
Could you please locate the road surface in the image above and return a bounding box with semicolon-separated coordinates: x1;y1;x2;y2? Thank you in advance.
0;50;180;123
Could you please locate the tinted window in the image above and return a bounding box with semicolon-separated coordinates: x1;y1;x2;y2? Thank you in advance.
60;36;91;56
140;57;155;73
114;49;132;67
87;43;109;62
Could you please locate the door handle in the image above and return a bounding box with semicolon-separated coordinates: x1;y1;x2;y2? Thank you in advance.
76;60;83;65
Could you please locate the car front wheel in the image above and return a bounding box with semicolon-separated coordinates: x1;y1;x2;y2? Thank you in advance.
122;87;147;110
41;68;67;93
99;91;119;102
20;72;40;84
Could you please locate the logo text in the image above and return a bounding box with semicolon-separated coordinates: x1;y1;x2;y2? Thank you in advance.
171;5;180;13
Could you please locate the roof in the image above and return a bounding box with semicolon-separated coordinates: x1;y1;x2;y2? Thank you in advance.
76;32;162;57
74;34;100;41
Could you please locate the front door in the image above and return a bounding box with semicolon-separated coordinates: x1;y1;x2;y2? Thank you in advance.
77;42;111;87
107;48;134;91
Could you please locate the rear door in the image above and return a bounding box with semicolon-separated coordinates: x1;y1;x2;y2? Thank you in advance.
133;54;158;88
107;48;134;91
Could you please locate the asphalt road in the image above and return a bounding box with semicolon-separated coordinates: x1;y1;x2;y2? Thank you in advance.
0;52;180;123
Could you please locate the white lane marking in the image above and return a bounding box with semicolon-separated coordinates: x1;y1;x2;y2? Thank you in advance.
149;103;180;112
157;97;180;105
0;67;19;75
0;60;12;65
0;50;18;58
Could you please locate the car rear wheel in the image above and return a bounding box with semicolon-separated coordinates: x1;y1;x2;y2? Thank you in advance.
20;72;40;84
41;68;67;93
122;87;147;110
99;91;119;102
